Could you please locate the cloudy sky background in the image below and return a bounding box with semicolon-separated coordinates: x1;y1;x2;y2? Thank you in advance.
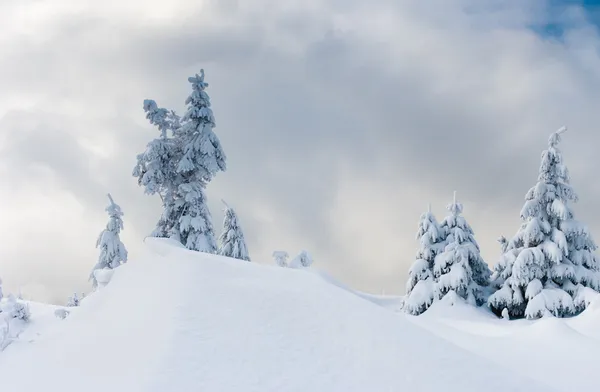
1;0;600;303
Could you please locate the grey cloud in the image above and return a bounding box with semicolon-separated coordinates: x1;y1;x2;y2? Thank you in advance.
1;0;600;301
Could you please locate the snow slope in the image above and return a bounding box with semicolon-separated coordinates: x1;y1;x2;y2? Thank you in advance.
311;268;405;311
409;296;600;392
0;238;552;392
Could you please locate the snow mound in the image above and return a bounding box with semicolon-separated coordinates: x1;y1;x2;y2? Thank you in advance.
0;238;548;392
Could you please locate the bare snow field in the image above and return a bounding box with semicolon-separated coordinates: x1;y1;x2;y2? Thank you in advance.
0;238;598;391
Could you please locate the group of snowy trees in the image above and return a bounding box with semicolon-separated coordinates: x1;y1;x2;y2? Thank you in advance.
404;195;490;315
87;70;253;297
132;69;251;261
405;128;600;319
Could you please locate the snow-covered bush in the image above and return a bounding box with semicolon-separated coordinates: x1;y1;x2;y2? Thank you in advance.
89;194;128;288
272;251;289;267
489;128;600;319
289;251;313;269
404;205;445;315
54;308;70;320
218;201;250;261
433;193;490;306
2;295;30;322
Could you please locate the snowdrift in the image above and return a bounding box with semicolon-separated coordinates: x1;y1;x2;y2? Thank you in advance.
0;239;566;391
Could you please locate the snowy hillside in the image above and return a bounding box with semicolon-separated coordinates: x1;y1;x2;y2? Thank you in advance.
0;239;598;391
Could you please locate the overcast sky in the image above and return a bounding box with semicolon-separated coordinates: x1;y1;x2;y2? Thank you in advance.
1;0;600;304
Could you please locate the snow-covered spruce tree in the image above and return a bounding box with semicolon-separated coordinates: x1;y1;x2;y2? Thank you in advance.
272;251;289;267
218;200;250;261
404;205;446;315
133;99;182;238
488;127;600;319
169;69;226;252
433;193;491;306
89;194;128;288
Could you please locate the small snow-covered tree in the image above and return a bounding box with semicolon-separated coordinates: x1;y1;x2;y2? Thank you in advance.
433;192;490;306
273;251;289;267
289;251;313;269
133;100;181;238
489;127;600;319
218;200;250;261
66;293;80;307
89;194;128;288
169;70;227;252
404;205;446;315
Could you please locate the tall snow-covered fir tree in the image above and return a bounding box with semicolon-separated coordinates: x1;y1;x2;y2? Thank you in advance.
169;69;227;252
89;194;128;288
133;99;181;238
218;201;250;261
404;205;446;315
133;70;226;253
488;127;600;319
433;193;490;306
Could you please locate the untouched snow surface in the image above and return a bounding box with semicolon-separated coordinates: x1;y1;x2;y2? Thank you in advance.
0;239;598;391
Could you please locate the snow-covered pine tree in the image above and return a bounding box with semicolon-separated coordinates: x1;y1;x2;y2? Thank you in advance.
133;99;182;238
89;194;128;288
218;200;250;261
169;69;226;252
488;127;600;319
433;192;490;306
404;204;446;315
272;251;289;267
